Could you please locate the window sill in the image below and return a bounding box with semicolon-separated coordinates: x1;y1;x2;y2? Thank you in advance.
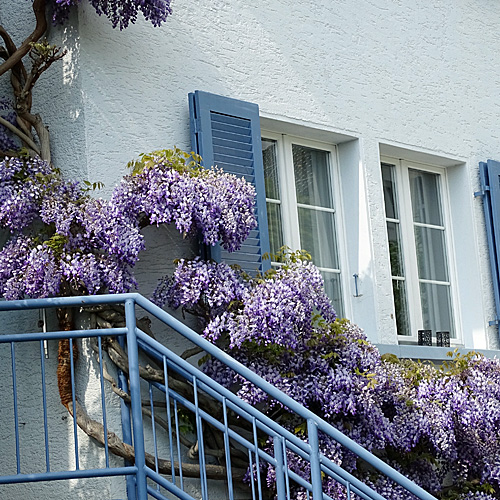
375;344;500;361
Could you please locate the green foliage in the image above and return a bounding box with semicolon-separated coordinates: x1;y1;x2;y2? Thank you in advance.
176;407;195;435
354;367;377;389
241;339;294;366
30;40;61;61
44;233;69;257
381;354;437;386
262;246;312;266
198;353;211;367
294;420;307;436
127;147;202;176
439;348;483;377
82;180;105;192
385;349;485;390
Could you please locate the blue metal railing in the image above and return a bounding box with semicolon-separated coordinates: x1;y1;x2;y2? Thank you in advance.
0;294;438;500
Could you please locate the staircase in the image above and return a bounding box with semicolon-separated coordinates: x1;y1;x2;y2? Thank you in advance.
0;293;437;500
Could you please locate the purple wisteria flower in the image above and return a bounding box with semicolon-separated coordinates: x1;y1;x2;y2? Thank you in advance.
161;252;500;498
0;150;258;300
152;257;246;314
112;154;257;252
51;0;172;29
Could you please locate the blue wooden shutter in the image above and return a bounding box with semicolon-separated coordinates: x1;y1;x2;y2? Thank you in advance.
477;160;500;326
188;90;271;275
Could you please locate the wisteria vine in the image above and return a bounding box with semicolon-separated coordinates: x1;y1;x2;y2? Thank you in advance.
155;253;500;500
50;0;173;29
0;150;256;299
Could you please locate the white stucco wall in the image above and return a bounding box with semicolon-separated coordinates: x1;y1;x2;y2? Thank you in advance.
3;0;500;498
69;0;500;349
4;0;498;347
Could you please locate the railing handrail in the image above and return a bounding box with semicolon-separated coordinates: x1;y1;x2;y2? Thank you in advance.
0;293;437;500
136;331;389;500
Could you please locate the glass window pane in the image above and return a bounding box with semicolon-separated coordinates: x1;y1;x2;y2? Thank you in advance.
414;226;449;282
321;270;344;318
387;221;404;278
419;282;455;337
262;138;280;200
298;207;339;270
392;279;410;336
382;163;398;219
409;169;443;226
266;202;284;256
292;144;333;208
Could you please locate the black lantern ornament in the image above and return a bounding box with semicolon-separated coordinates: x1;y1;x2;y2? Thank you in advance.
436;331;450;347
418;329;432;346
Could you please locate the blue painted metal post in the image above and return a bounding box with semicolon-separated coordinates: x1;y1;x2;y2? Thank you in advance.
125;298;148;499
118;335;137;500
273;435;286;499
307;419;323;500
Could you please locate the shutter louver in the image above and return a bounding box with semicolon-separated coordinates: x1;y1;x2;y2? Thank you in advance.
188;90;271;275
478;160;500;326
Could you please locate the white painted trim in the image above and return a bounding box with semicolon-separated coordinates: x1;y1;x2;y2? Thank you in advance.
378;142;467;168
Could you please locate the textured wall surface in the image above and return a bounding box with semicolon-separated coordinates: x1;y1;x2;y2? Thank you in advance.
2;0;500;497
74;0;499;349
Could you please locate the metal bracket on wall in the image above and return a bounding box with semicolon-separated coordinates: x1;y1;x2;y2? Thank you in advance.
353;273;362;297
488;316;500;327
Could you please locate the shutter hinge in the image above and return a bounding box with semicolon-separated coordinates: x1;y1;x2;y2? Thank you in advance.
489;317;500;326
475;186;490;197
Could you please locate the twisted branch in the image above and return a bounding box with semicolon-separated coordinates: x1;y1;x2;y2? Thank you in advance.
0;0;47;77
0;115;41;155
68;400;247;480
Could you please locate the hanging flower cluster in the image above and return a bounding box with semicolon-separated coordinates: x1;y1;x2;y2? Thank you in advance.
159;252;500;500
0;156;142;297
0;149;256;299
112;149;257;252
51;0;172;29
152;257;246;317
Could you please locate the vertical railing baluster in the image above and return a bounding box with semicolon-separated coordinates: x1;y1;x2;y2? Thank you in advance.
173;399;184;491
11;342;21;474
149;382;160;491
117;334;136;500
346;481;351;500
222;397;234;500
69;338;79;470
273;434;286;499
193;377;208;499
248;450;257;500
307;419;322;500
42;308;49;359
163;356;176;486
252;416;263;500
39;340;50;472
125;298;148;500
282;437;291;499
97;336;109;467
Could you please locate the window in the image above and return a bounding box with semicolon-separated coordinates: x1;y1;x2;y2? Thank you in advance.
262;134;345;317
381;158;456;340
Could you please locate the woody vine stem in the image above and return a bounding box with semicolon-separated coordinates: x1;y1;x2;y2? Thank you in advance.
0;0;246;484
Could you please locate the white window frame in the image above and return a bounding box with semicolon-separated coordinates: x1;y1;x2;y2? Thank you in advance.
262;131;350;318
382;156;461;343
